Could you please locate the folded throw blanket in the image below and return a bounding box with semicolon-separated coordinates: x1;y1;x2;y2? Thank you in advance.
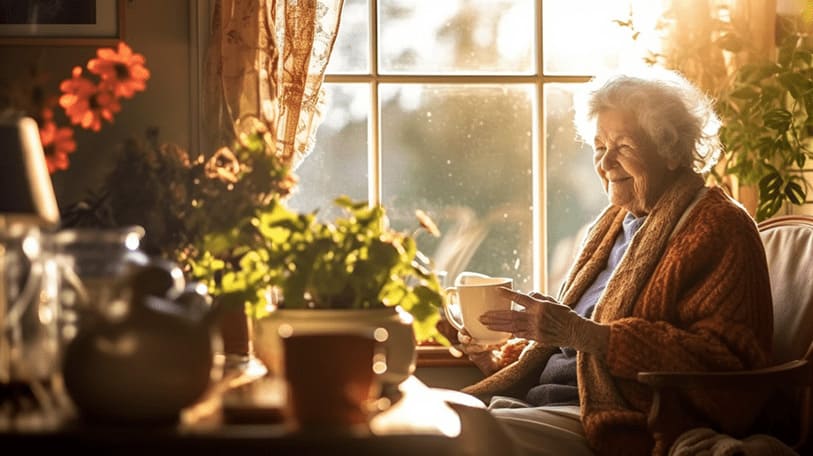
669;428;798;456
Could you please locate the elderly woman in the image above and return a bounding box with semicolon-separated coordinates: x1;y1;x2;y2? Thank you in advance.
454;68;773;456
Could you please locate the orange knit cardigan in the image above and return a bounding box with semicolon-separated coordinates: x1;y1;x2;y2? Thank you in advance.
464;175;773;456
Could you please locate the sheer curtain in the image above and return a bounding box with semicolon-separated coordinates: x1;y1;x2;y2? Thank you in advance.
203;0;344;357
204;0;344;168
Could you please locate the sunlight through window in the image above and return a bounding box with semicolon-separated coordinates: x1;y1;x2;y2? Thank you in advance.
290;0;671;292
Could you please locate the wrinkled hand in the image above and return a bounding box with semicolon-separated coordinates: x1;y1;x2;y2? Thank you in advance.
479;287;609;356
455;328;503;375
456;329;499;354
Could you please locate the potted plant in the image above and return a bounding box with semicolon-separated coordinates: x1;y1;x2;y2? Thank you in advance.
618;7;813;220
714;20;813;220
188;194;448;383
61;111;449;380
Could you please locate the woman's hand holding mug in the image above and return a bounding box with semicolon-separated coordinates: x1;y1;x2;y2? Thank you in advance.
479;287;610;357
442;274;513;346
454;328;504;375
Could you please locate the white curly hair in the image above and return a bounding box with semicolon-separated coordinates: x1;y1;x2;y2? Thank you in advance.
573;67;722;174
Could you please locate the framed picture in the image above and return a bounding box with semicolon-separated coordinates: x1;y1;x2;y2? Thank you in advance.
0;0;125;46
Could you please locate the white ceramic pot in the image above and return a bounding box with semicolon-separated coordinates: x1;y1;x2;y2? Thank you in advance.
253;307;416;385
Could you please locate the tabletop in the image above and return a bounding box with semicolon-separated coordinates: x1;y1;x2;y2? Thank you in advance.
0;361;505;455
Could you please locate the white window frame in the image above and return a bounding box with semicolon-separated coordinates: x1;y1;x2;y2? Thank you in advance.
193;0;599;292
324;1;592;292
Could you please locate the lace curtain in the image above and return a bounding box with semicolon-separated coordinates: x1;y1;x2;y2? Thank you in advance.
204;0;344;168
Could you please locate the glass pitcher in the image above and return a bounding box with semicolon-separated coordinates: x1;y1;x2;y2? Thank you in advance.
49;226;149;341
0;224;59;386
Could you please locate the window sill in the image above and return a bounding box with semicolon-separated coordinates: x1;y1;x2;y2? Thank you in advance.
416;345;474;368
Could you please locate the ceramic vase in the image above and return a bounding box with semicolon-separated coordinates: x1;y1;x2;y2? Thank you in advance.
253;306;416;386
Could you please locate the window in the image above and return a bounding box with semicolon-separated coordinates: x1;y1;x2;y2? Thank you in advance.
288;0;664;294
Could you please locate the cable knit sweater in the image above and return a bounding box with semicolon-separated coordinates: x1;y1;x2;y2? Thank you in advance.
463;173;773;456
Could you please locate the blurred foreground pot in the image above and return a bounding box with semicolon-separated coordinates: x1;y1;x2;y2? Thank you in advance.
218;304;252;358
253;306;416;386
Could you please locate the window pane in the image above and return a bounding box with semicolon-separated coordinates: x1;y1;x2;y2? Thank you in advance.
545;84;606;293
379;0;535;75
326;0;370;74
543;0;666;75
287;84;369;219
381;84;534;290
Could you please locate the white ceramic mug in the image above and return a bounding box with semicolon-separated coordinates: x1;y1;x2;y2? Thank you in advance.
443;272;513;345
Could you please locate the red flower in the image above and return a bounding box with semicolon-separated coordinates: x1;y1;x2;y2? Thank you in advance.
59;66;121;132
87;41;150;99
39;108;77;173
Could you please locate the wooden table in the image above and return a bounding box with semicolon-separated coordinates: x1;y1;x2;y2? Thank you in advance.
0;364;506;455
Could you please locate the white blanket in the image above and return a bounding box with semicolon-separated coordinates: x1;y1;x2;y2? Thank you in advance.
669;427;798;456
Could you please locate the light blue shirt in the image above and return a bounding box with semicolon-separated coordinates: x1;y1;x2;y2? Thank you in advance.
572;212;647;318
524;212;646;407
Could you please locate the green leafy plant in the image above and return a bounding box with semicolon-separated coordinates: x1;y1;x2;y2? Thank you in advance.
64;114;449;343
189;196;448;344
715;22;813;220
618;7;813;220
62;119;297;258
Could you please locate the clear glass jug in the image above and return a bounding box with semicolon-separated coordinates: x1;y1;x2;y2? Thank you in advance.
49;226;149;340
0;224;59;385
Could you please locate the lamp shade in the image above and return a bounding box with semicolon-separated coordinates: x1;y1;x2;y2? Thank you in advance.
0;116;59;228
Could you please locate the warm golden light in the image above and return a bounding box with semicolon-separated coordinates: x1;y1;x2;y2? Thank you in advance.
369;376;462;438
544;0;669;73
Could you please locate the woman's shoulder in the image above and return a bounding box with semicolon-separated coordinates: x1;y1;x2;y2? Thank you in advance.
680;186;761;242
698;186;756;221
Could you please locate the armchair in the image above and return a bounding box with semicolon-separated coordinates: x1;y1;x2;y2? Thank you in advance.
638;215;813;453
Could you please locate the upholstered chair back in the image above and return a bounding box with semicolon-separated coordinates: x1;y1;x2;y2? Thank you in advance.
758;215;813;364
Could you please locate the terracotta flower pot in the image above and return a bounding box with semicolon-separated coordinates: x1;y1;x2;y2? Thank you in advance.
253;307;416;385
218;304;252;358
281;330;381;429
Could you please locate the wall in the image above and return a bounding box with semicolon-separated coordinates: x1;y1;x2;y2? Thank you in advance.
0;0;197;209
0;1;501;394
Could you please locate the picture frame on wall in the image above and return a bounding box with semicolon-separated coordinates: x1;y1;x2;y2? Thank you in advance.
0;0;125;46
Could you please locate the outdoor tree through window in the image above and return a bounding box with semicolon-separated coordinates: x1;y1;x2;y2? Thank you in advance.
287;0;665;293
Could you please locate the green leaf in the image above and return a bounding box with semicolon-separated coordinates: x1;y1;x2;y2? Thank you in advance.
201;231;235;257
380;281;408;308
778;39;796;68
759;170;783;198
793;49;813;66
738;62;780;84
334;195;368;211
785;180;807;204
796;151;807;168
729;85;759;100
725;161;744;176
238;249;270;285
409;304;442;343
763;109;792;132
412;285;444;311
757;195;783;221
778;72;810;101
368;239;400;269
221;271;247;294
735;63;758;83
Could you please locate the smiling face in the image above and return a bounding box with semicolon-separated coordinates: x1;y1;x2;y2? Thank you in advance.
593;109;679;216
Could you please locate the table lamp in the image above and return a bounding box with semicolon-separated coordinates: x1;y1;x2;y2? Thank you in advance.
0;115;60;229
